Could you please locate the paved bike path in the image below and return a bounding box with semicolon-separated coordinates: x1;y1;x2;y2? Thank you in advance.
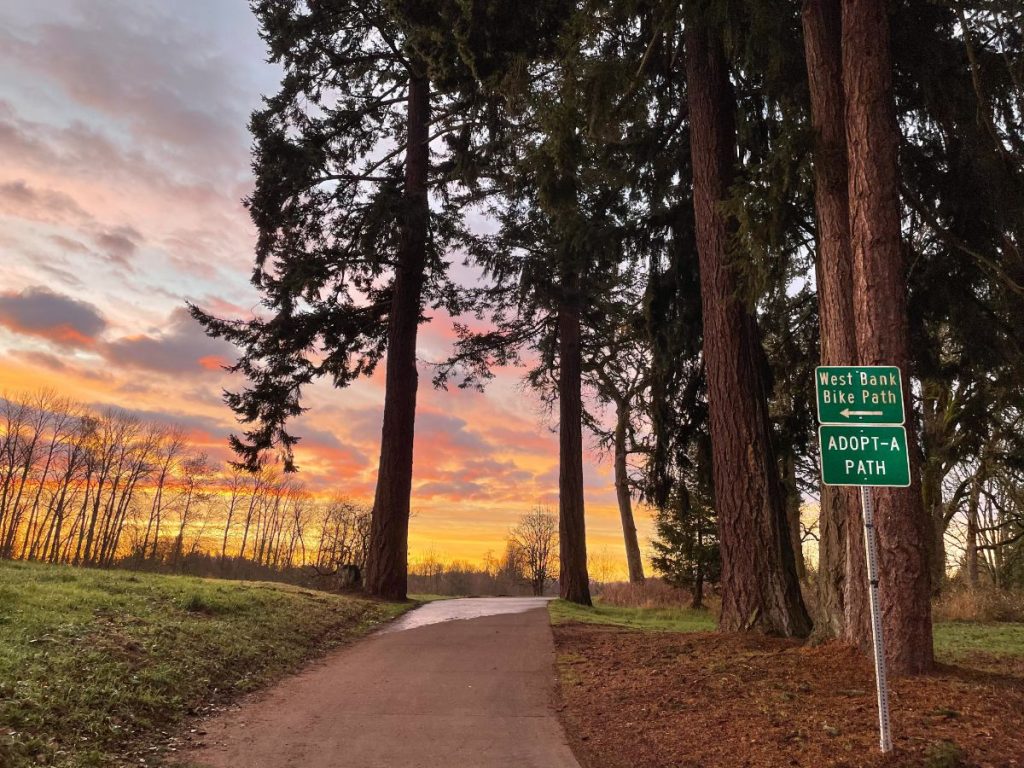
187;597;581;768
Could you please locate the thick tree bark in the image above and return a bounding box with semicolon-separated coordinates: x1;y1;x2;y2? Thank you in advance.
842;0;934;674
613;399;645;583
364;73;430;601
684;21;811;637
558;269;592;606
801;0;870;646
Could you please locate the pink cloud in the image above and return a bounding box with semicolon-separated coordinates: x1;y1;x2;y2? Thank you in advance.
0;179;91;225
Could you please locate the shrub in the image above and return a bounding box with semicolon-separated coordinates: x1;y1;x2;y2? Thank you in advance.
595;578;719;614
933;586;1024;623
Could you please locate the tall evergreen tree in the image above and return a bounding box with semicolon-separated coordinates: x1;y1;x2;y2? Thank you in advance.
435;76;624;605
796;0;1024;653
651;480;719;609
683;6;811;637
431;0;683;604
525;265;654;586
191;0;472;599
843;0;934;673
800;0;867;645
892;0;1024;596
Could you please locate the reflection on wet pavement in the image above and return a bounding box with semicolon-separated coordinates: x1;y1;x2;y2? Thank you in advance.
380;596;553;633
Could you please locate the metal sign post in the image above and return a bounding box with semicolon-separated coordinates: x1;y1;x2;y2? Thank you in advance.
816;364;906;754
859;486;893;753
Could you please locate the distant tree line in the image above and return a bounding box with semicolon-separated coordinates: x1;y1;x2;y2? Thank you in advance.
0;390;371;583
410;508;559;597
408;546;539;597
406;509;647;598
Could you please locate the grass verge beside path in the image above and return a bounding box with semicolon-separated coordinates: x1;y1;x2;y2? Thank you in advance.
549;599;715;632
552;598;1024;660
0;560;411;768
407;593;455;602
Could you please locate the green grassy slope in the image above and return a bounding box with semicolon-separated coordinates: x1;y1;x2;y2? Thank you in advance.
0;560;410;768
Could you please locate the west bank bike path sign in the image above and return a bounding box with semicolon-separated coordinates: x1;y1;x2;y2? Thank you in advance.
816;365;910;487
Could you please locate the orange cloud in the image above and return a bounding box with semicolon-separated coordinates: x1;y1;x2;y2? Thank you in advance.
197;354;228;371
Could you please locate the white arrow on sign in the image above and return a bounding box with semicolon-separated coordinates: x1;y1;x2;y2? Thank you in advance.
840;409;884;418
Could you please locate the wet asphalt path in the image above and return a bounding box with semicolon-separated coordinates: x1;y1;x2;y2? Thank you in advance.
186;597;581;768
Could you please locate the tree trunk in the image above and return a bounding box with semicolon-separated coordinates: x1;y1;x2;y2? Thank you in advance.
558;269;592;606
173;489;194;568
925;380;954;593
843;0;934;674
221;490;239;565
965;457;983;588
692;566;705;610
801;0;870;645
782;453;807;582
73;474;92;565
919;380;950;594
614;399;645;583
47;492;67;564
920;453;947;594
150;484;164;561
20;441;57;560
684;19;811;637
364;72;430;601
81;475;106;566
965;499;979;588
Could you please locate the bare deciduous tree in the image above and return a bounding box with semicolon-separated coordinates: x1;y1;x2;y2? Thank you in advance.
511;508;558;597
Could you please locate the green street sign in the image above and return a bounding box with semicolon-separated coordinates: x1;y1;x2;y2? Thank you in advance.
819;425;911;487
816;366;904;424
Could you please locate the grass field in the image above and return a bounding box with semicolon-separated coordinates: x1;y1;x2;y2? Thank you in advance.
0;560;410;768
549;599;716;632
551;599;1024;659
933;619;1024;659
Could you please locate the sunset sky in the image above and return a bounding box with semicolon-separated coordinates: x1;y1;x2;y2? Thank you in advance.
0;0;654;574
